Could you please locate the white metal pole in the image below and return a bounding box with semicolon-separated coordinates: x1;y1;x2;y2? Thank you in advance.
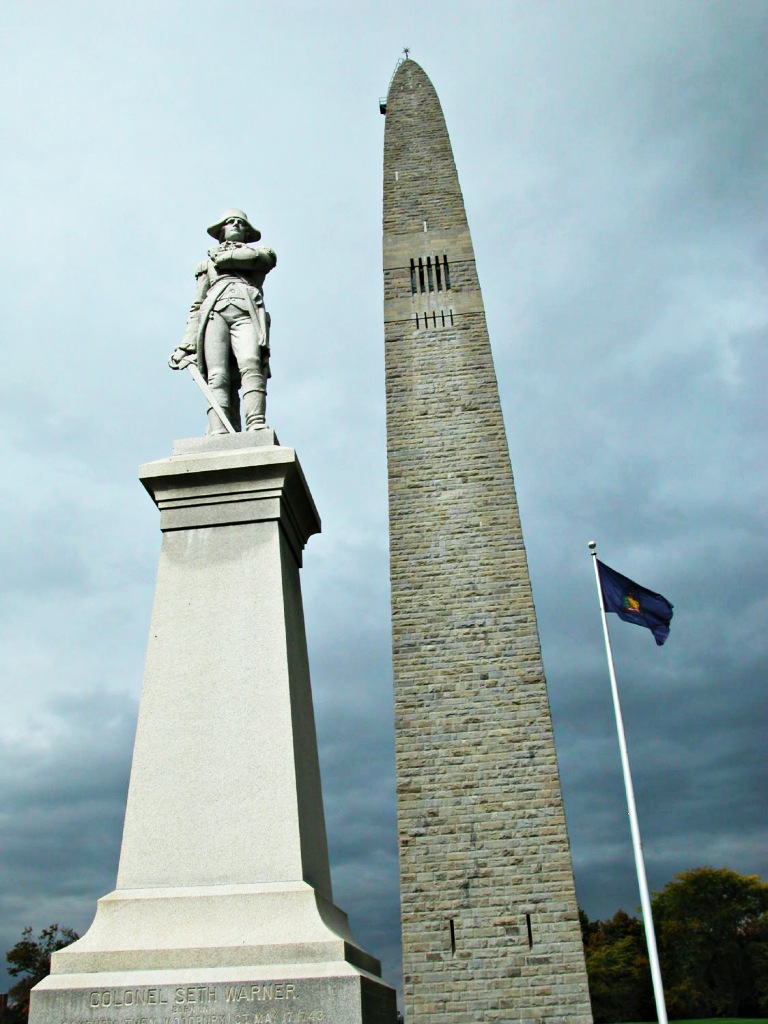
588;541;668;1024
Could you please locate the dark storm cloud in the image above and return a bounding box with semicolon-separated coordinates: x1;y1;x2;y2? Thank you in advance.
0;691;135;983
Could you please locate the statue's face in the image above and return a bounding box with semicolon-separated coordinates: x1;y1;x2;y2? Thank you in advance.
222;218;247;242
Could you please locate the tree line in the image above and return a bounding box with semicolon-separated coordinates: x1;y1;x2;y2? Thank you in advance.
581;866;768;1021
3;867;767;1023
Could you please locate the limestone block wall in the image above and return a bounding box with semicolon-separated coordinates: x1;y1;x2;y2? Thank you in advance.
382;59;593;1024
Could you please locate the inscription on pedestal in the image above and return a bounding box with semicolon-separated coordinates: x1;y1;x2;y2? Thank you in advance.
37;983;334;1024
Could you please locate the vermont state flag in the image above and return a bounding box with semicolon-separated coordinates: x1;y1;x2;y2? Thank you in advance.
597;560;674;646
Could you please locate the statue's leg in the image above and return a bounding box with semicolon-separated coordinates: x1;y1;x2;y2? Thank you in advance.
230;315;268;430
229;377;242;432
242;388;266;429
203;313;233;434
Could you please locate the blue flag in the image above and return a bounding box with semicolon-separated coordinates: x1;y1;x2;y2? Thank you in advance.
597;560;674;646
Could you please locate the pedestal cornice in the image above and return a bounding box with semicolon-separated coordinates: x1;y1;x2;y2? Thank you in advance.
140;439;320;567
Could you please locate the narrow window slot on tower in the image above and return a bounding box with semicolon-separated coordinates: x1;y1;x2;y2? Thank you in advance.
432;311;437;326
427;257;434;292
410;259;417;294
449;919;456;956
435;257;443;291
526;914;533;950
441;310;445;325
413;313;419;327
418;258;425;293
449;309;454;325
443;255;452;289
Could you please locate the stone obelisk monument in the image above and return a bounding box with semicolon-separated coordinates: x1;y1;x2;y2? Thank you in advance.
29;211;395;1024
382;59;592;1024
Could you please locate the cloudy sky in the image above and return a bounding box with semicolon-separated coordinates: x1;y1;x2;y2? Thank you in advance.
1;0;766;1002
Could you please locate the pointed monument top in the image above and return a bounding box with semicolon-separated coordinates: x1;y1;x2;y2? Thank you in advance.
386;54;434;98
382;58;466;238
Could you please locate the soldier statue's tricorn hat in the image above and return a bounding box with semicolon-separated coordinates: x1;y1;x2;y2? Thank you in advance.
207;208;261;243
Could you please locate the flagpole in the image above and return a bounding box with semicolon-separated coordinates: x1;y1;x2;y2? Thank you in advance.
588;541;668;1024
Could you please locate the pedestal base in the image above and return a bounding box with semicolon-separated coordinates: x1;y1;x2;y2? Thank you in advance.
48;883;379;975
34;882;395;1024
33;965;394;1024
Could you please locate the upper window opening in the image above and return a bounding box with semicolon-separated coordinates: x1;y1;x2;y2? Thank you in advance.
410;254;451;294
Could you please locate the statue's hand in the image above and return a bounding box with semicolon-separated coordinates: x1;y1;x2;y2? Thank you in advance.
169;347;195;370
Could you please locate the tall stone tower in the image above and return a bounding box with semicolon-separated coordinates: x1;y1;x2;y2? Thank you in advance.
382;59;593;1024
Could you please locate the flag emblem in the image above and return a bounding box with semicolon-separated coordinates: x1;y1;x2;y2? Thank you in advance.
624;594;641;614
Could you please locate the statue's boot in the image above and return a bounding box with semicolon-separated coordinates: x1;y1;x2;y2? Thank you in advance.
206;407;230;434
243;388;267;430
206;388;233;434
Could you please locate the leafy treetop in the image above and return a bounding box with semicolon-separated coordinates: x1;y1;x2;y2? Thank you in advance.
6;925;79;1022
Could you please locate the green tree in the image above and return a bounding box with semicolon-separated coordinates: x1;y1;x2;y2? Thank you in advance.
744;910;768;1014
653;866;768;1018
581;909;654;1023
6;925;79;1022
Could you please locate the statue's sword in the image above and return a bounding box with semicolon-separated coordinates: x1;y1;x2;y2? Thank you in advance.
185;363;236;434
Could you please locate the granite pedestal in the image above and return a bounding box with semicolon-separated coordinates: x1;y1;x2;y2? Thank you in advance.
30;433;395;1024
